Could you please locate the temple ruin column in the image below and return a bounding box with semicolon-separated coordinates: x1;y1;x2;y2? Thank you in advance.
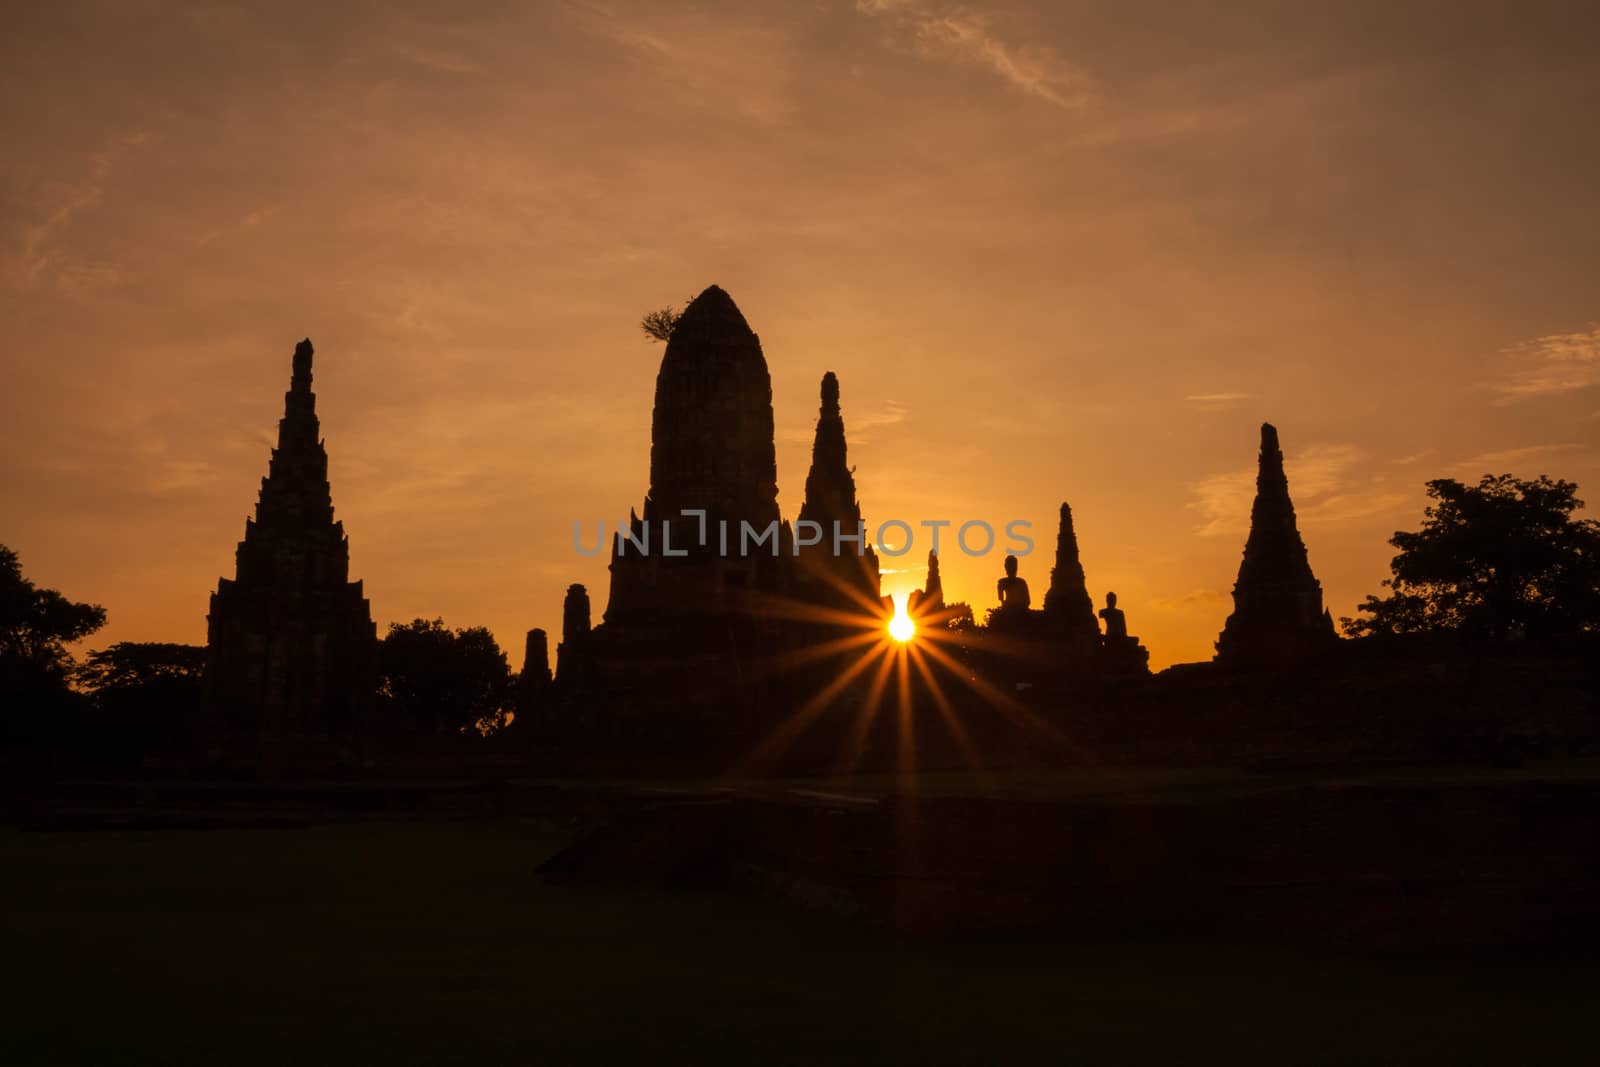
205;338;377;760
1215;422;1338;664
796;371;880;609
1042;502;1102;655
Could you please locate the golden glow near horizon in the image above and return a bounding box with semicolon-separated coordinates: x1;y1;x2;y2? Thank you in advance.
888;596;916;643
3;4;1598;672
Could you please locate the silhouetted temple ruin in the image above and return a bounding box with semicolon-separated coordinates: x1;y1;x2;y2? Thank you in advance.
556;584;591;681
605;285;789;624
567;286;810;734
796;371;880;608
516;627;552;731
1043;502;1101;655
908;550;944;621
1215;422;1338;663
205;339;376;756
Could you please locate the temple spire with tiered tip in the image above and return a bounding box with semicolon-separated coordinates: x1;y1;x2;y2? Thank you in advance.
1215;422;1337;663
922;550;943;609
1043;502;1101;651
246;339;337;559
799;372;852;526
205;338;376;753
908;549;944;621
797;371;880;604
798;373;858;535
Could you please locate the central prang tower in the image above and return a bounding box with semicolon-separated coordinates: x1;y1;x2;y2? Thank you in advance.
606;285;790;623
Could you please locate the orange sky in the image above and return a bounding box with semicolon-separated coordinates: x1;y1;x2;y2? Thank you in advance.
4;1;1598;670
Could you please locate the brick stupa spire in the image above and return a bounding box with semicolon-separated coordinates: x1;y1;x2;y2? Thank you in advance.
907;549;945;622
205;339;376;753
1042;501;1102;652
1215;422;1337;663
556;583;591;681
797;371;879;605
515;627;552;733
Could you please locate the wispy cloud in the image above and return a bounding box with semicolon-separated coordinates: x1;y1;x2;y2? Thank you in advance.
855;1;1094;110
1188;443;1404;536
1495;327;1600;403
1299;490;1411;525
195;204;279;249
782;400;908;445
1187;467;1258;537
1185;392;1254;404
1452;442;1584;475
11;131;146;294
851;399;909;439
1149;588;1229;612
388;42;486;77
578;6;799;124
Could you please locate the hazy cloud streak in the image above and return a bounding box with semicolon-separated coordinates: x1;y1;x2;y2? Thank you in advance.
1188;444;1405;537
1496;327;1600;403
855;0;1093;109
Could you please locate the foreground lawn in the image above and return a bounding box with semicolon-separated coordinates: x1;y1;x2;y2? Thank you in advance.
3;821;1597;1065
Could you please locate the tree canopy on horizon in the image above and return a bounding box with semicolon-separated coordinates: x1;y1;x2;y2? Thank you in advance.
1343;475;1600;640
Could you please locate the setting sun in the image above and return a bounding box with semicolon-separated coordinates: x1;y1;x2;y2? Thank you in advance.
888;598;916;643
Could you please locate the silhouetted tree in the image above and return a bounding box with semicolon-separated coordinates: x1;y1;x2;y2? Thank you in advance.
640;307;679;342
2;545;105;757
74;643;206;769
378;618;512;736
1343;475;1600;639
77;642;205;690
943;602;977;631
1;545;106;691
640;296;699;342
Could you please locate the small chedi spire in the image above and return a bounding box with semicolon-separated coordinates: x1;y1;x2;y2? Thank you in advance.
515;627;553;733
921;549;943;609
290;337;313;390
1215;422;1337;663
1042;501;1101;651
556;583;591;681
797;371;879;604
205;338;376;755
908;550;944;620
523;627;552;682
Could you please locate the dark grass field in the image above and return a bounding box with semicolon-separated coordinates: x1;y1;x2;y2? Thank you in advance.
4;820;1599;1065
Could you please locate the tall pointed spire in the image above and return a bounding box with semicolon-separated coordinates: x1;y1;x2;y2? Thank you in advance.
206;338;376;755
907;549;944;622
800;372;851;526
922;550;943;610
1043;502;1101;650
1215;422;1337;663
248;339;334;552
796;372;879;605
